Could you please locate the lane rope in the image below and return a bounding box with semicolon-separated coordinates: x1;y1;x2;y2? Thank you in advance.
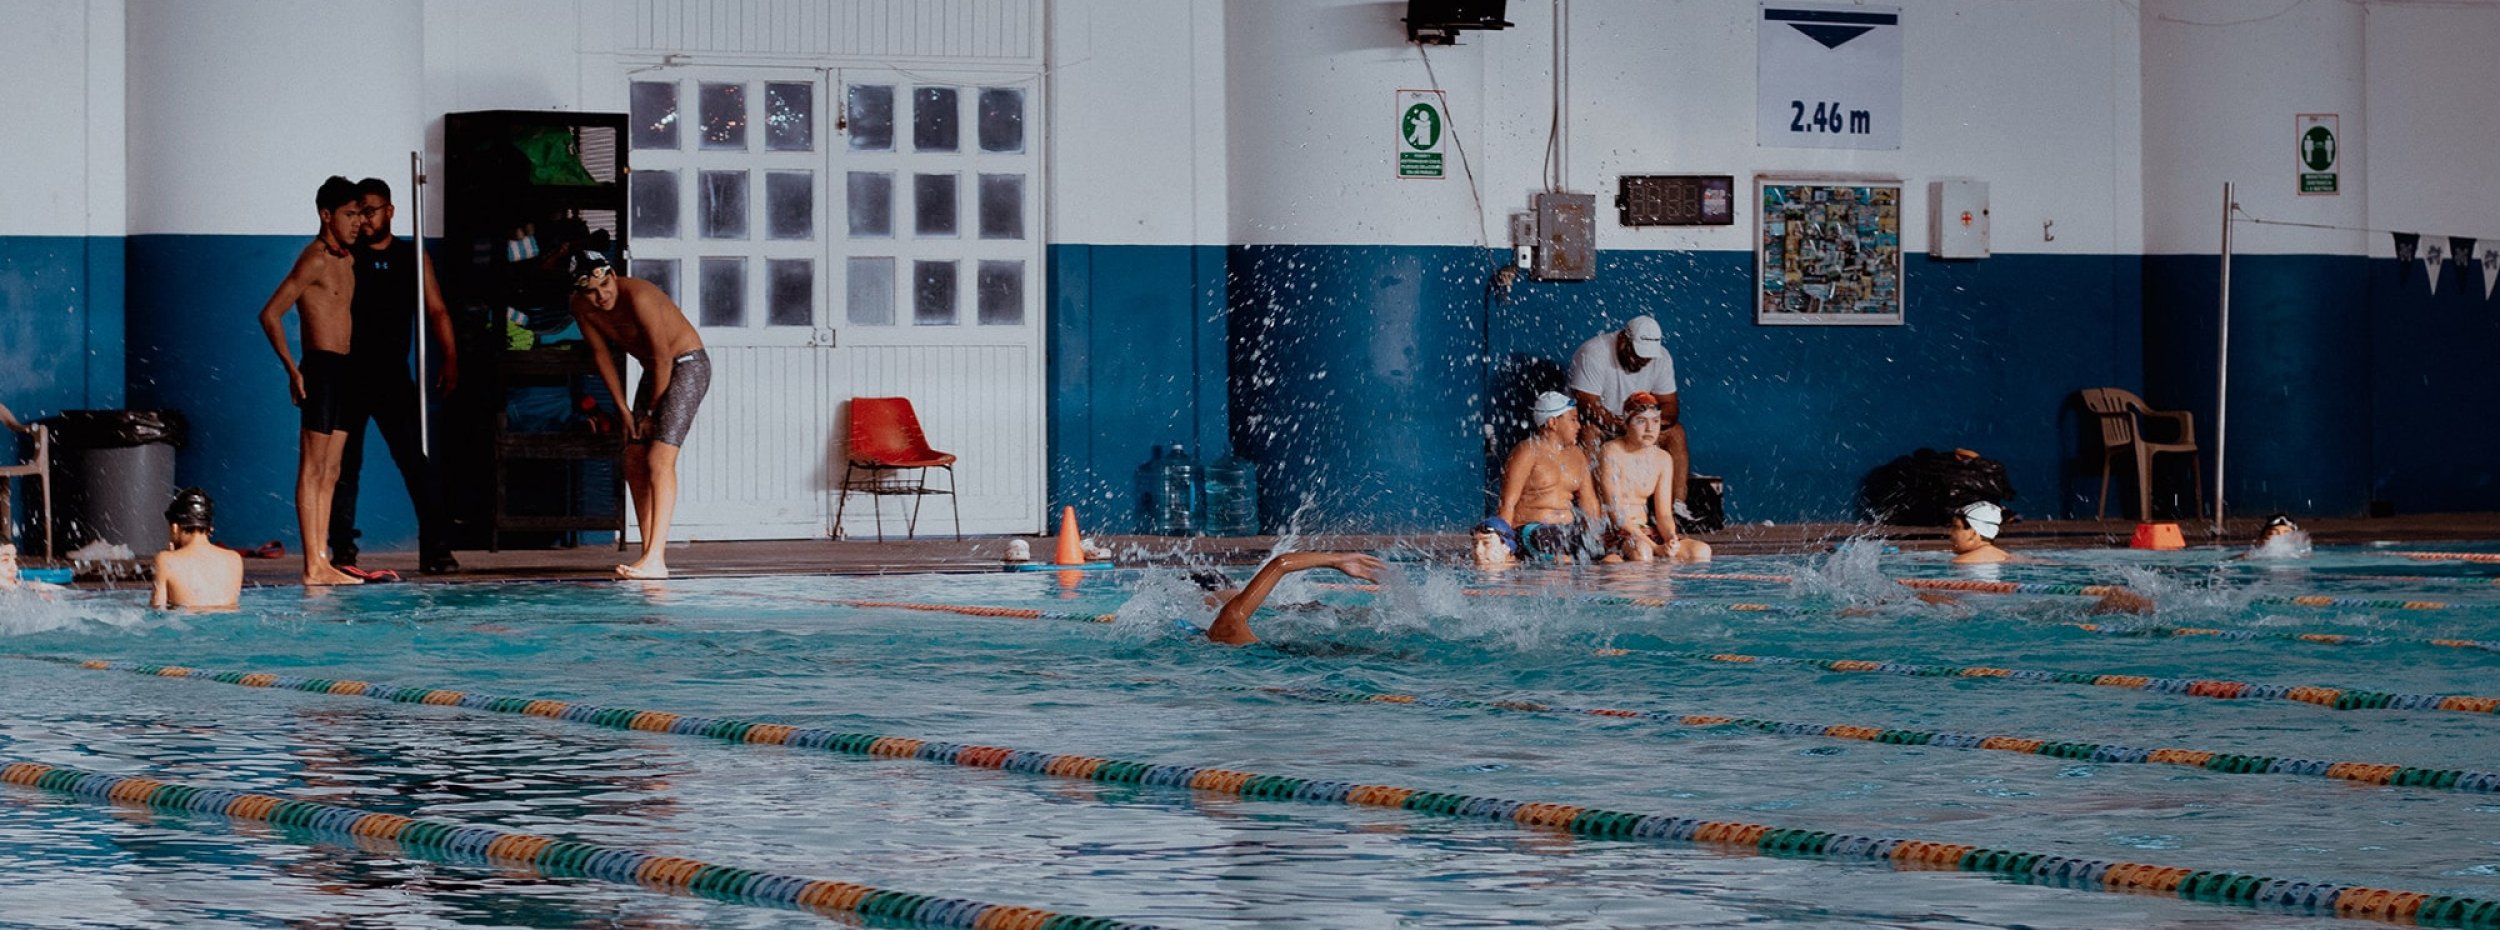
2396;552;2500;565
0;760;1164;930
1247;684;2500;793
1596;648;2500;717
2075;622;2500;656
1308;582;2500;657
27;656;2500;929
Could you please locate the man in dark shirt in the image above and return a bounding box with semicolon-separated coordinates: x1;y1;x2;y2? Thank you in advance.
330;177;460;576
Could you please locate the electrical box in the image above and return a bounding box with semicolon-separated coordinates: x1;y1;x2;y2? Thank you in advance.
1928;179;1990;259
1616;175;1736;227
1533;191;1597;281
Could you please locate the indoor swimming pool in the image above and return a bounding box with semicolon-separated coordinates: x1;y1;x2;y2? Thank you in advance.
2;543;2497;928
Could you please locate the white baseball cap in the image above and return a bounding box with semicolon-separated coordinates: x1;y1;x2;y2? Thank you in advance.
1531;391;1576;425
1623;315;1665;360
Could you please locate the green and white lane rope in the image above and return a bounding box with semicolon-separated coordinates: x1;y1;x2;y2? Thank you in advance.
1596;647;2500;717
2075;621;2500;655
1248;684;2500;792
0;760;1162;930
29;657;2500;929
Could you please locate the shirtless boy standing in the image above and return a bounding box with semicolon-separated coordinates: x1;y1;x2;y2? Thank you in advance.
151;488;243;609
1596;393;1710;563
256;176;367;587
569;251;710;579
1496;391;1601;560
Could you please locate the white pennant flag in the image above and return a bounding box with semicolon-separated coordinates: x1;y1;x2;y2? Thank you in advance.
2425;244;2444;295
2483;249;2499;300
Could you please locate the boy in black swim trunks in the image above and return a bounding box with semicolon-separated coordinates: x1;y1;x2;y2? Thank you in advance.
255;176;369;588
570;251;711;579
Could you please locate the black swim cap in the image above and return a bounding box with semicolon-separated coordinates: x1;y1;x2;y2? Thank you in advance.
569;249;614;287
1187;569;1232;592
166;487;214;529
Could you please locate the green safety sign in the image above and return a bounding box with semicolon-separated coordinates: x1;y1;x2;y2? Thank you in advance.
1397;91;1446;179
2298;114;2338;195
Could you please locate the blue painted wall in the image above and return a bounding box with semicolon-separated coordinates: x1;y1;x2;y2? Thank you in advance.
2371;257;2500;513
125;234;421;550
2142;254;2378;517
1204;245;2145;531
1047;244;1230;533
0;235;124;551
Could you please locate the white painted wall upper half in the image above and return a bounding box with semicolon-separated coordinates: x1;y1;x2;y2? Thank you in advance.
1048;0;1228;245
0;0;123;238
127;0;425;236
2364;3;2500;258
2141;0;2366;256
1219;0;2142;254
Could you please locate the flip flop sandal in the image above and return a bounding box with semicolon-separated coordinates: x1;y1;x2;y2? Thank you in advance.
339;566;402;583
250;541;287;559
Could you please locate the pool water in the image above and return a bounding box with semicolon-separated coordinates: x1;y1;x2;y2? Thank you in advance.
2;543;2497;928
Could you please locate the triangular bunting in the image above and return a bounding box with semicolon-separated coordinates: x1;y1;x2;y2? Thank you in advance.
2425;244;2444;295
2394;232;2420;263
2483;249;2499;300
2451;237;2477;263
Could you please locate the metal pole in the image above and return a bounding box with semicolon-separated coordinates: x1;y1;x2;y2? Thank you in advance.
412;151;432;458
2214;181;2233;537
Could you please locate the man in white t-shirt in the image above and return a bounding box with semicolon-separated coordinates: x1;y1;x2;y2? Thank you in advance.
1566;314;1692;507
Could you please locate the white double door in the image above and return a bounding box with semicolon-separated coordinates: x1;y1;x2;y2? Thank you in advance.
624;64;1045;539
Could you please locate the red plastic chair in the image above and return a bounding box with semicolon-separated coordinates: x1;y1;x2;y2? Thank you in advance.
835;397;960;541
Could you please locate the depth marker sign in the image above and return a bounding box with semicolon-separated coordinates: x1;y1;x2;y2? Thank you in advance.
1758;4;1901;150
1397;90;1447;179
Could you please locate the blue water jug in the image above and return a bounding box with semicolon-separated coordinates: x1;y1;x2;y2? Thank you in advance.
1158;445;1201;536
1134;445;1168;534
1206;454;1259;536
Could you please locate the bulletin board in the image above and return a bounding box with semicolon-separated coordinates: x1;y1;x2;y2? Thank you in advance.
1756;178;1904;325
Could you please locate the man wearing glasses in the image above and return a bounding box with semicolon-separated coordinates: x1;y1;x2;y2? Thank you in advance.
569;251;709;580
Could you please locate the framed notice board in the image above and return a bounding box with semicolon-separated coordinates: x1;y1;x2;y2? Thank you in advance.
1755;177;1903;325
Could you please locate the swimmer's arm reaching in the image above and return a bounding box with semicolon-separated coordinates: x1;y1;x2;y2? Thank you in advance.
1205;552;1388;647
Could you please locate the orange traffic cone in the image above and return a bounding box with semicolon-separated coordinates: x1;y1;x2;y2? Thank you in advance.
2130;522;2185;550
1053;506;1086;565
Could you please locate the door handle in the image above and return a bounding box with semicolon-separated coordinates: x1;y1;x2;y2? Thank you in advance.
811;327;838;348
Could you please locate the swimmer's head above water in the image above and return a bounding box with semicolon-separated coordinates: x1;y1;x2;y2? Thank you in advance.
1471;518;1518;566
165;487;215;531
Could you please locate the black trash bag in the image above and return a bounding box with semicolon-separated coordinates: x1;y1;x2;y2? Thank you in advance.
1860;448;2014;526
41;409;188;449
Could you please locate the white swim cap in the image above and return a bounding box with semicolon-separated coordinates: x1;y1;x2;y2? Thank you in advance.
1531;391;1576;425
1957;501;2005;540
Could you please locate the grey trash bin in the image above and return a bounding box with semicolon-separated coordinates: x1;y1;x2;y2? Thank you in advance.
42;410;186;556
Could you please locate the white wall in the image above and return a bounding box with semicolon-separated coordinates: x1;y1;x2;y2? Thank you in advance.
1222;0;2144;254
2141;0;2367;256
0;0;124;237
2363;3;2500;259
126;0;425;236
1047;0;1228;245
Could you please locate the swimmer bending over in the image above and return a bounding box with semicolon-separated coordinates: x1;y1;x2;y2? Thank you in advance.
1202;551;1387;646
570;251;711;580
